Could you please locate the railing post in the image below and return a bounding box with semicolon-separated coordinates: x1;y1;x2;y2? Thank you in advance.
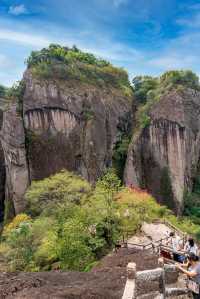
122;263;136;299
158;257;164;268
158;257;166;298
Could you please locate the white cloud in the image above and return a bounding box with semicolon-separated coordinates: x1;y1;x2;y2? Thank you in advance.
113;0;128;8
148;55;196;70
176;13;200;28
8;4;27;16
0;29;51;47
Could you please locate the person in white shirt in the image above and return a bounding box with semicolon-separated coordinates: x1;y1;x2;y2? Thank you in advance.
184;238;198;256
167;231;181;261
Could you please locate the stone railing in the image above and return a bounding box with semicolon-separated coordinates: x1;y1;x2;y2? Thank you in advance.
122;259;189;299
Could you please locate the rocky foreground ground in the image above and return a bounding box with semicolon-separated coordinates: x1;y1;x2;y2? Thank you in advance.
0;248;158;299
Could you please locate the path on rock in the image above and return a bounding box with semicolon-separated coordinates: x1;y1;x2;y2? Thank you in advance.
128;222;172;248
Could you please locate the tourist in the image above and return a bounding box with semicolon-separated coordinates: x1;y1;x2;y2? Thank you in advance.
167;232;181;262
176;253;200;299
184;238;199;256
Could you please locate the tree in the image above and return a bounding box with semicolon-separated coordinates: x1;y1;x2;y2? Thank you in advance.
132;76;158;104
0;85;7;97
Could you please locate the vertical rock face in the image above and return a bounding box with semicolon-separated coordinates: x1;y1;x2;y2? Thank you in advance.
124;89;200;213
22;71;132;183
0;104;29;215
0;105;5;221
0;71;132;216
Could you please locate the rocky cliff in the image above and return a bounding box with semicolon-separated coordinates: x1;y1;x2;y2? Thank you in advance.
1;103;29;216
0;69;132;217
23;70;132;182
0;101;5;221
124;88;200;214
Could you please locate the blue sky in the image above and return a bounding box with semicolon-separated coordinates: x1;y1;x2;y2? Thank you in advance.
1;0;200;86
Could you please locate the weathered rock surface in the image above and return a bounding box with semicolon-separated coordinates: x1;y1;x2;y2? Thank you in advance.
124;89;200;213
0;101;5;221
0;103;29;215
23;70;132;183
0;71;132;215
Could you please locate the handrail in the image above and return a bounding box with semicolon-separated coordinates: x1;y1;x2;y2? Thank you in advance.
159;244;186;256
120;219;188;252
153;219;186;238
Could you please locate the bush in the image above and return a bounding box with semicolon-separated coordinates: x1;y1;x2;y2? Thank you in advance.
3;213;31;236
160;70;199;90
112;136;131;179
6;80;25;114
132;76;158;105
25;170;91;216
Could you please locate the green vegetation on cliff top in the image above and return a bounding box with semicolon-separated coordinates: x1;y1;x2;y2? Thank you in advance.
26;44;133;97
133;70;200;130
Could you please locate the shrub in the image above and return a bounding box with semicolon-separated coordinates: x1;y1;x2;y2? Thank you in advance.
5;222;35;271
160;70;199;90
25;170;91;216
112;136;131;179
6;80;26;114
3;213;31;236
132;76;158;104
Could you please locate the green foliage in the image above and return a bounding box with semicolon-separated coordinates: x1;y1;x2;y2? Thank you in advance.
82;106;94;121
5;222;35;271
112;112;132;178
132;76;158;104
160;167;174;210
167;214;200;240
184;176;200;224
0;85;8;98
0;169;123;271
26;44;110;68
26;44;132;96
25;170;91;217
112;136;131;179
133;70;200;132
1;168;200;271
160;70;200;90
4;198;15;224
6;80;25;114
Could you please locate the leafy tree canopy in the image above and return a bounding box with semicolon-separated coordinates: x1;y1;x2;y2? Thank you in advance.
132;76;158;104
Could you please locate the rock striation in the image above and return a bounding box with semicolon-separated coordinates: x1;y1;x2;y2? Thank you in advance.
1;103;29;215
23;70;132;182
124;89;200;213
0;70;133;217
